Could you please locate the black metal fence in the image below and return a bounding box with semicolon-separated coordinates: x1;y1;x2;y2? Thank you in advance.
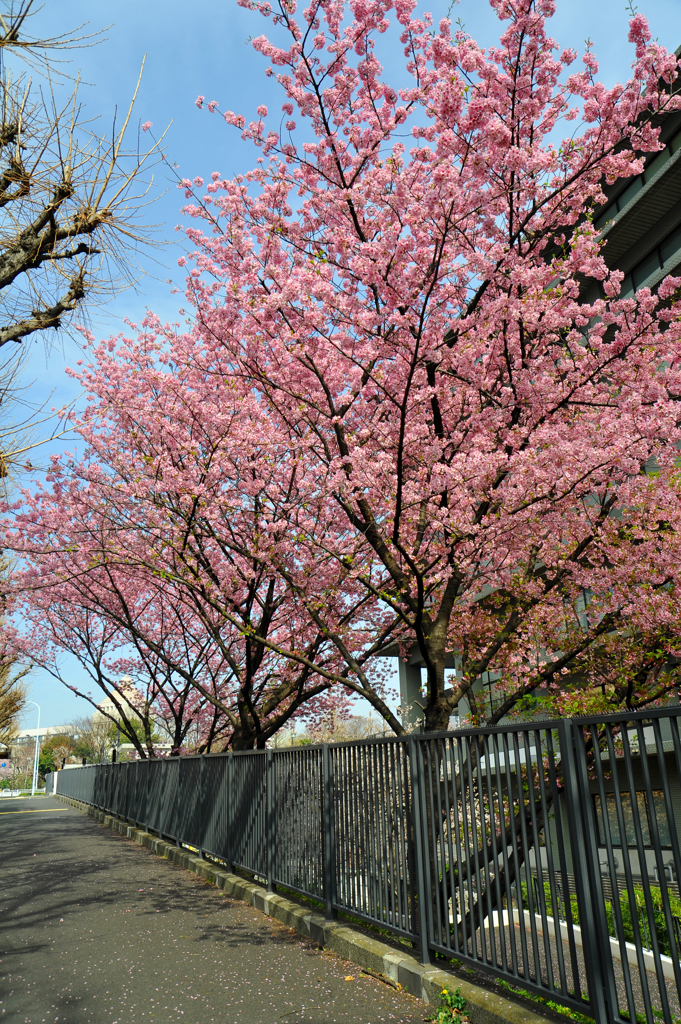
48;707;681;1024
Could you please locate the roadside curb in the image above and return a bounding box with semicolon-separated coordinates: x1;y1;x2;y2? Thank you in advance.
55;793;556;1024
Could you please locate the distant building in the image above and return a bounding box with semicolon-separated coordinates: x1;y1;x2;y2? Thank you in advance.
93;676;145;725
15;725;71;740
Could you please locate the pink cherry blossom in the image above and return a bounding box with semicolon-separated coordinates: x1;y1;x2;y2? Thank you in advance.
8;0;681;742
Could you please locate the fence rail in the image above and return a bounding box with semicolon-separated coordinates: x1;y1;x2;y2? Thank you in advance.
48;707;681;1024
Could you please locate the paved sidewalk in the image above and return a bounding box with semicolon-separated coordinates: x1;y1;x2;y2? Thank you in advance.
0;797;427;1024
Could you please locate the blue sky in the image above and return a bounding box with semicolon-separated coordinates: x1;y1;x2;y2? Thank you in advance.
13;0;681;730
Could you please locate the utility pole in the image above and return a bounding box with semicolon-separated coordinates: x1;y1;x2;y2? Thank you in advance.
26;701;40;796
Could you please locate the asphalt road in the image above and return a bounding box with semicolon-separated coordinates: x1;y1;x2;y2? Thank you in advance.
0;796;427;1024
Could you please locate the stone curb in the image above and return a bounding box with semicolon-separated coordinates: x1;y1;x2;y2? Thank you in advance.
55;793;557;1024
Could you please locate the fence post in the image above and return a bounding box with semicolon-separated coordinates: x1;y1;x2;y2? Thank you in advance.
175;757;181;848
199;754;206;859
226;751;233;872
557;720;615;1024
408;735;432;966
323;744;338;920
145;758;150;835
134;763;141;827
266;750;276;893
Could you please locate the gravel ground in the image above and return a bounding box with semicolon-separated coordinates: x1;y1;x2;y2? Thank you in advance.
474;916;680;1021
0;796;428;1024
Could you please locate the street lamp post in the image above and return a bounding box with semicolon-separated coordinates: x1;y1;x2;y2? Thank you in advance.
26;701;40;796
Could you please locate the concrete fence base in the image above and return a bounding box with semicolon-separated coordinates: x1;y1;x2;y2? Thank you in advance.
55;793;562;1024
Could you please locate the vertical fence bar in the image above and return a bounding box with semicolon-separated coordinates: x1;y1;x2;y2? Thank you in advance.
267;750;276;892
175;757;181;847
557;719;612;1024
598;724;644;1023
199;754;205;859
650;716;681;996
408;735;432;966
145;758;151;835
133;763;139;829
50;711;681;1024
323;743;337;920
628;720;672;1022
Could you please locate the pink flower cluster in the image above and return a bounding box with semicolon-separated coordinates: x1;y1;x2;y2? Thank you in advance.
8;0;681;743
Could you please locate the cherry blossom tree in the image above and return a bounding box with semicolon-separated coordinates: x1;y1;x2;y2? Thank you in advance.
10;1;681;957
171;0;681;729
9;0;681;742
8;331;394;750
17;583;234;757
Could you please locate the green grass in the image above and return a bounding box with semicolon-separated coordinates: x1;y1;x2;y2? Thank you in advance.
496;979;593;1024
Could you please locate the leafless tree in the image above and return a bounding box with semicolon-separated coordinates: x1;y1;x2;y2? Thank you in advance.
0;2;165;477
0;646;26;742
0;34;163;341
0;4;167;717
68;714;111;763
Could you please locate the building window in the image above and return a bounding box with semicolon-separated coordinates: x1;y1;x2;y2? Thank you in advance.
479;674;506;718
594;790;672;849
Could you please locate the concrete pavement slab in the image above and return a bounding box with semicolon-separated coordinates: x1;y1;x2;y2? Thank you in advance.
0;797;427;1024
